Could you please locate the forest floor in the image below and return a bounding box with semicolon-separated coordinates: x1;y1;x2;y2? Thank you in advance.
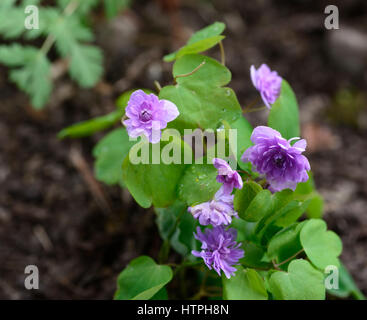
0;0;366;299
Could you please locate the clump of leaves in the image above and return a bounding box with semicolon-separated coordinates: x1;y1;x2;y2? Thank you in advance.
0;0;131;109
60;22;364;300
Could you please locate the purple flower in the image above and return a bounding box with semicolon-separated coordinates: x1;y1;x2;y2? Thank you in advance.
213;158;243;194
250;64;282;109
241;126;311;192
192;226;244;279
123;90;179;143
188;189;238;226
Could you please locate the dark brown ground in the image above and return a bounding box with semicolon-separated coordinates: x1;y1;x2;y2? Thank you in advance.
0;0;366;299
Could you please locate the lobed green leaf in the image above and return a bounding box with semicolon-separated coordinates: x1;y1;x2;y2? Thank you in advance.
114;256;173;300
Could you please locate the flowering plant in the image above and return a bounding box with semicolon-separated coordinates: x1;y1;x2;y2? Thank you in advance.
60;22;364;300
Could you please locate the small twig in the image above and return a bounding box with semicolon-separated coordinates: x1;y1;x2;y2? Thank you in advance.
69;145;112;215
219;41;225;65
174;61;206;82
33;225;53;252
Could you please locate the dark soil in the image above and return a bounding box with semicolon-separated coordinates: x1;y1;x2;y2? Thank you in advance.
0;0;366;299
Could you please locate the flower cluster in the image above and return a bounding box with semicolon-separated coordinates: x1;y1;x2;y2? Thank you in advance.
241;126;311;192
190;158;244;278
251;64;282;109
123;90;179;143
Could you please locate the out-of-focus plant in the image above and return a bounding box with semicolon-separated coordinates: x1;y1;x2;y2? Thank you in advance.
0;0;131;109
60;22;365;300
328;88;367;129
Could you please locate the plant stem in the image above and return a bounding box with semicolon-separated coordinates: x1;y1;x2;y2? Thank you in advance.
158;207;186;263
243;106;267;114
154;80;162;93
219;41;225;65
174;61;206;83
273;249;305;269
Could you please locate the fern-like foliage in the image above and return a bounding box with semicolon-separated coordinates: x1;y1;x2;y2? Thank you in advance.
0;0;131;109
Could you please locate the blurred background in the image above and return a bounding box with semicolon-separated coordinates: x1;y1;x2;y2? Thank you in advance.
0;0;366;299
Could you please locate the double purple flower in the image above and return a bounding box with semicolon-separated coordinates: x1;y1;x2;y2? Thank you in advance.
241;126;311;192
188;189;238;226
192;226;244;279
250;64;282;109
123;90;179;143
213;158;243;195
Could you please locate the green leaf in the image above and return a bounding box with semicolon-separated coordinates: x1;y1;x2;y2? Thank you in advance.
0;4;25;39
267;222;306;266
327;263;365;300
104;0;131;19
239;241;272;270
58;110;123;139
160;54;242;133
268;80;300;140
57;0;99;16
69;44;103;88
273;199;310;228
155;201;189;256
269;259;325;300
122;134;190;208
150;287;168;300
114;256;173;300
253;191;310;245
51;15;94;56
293;173;324;219
228;116;253;171
300;219;342;270
239;189;272;222
164;22;225;62
0;44;37;67
234;181;262;219
178;163;220;206
5;47;52;109
222;266;268;300
187;22;225;45
93;128;135;186
231;218;257;243
24;7;59;40
164;36;224;62
178;210;199;255
49;14;103;87
306;194;324;219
